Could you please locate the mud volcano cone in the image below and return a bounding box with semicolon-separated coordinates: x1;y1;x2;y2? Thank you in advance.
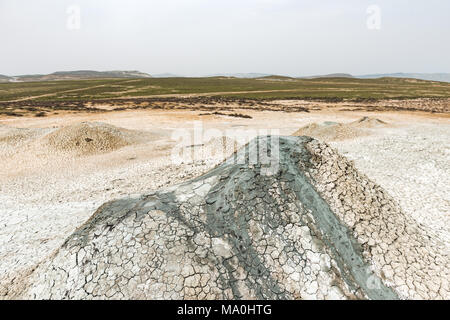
22;136;448;300
42;122;139;156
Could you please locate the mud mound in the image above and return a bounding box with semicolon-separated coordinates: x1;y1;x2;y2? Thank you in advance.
20;136;448;300
0;126;47;145
0;126;52;158
0;127;32;145
42;122;145;156
292;117;389;141
293;122;363;141
350;117;388;128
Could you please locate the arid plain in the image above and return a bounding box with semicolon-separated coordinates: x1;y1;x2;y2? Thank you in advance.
0;77;449;299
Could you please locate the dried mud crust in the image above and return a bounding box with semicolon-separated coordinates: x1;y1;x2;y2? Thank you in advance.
304;140;448;299
330;127;450;243
18;136;448;300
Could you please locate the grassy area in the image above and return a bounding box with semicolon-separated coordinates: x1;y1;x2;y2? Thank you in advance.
0;77;449;102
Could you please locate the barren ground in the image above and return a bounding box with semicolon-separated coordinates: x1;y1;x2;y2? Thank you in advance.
0;102;449;298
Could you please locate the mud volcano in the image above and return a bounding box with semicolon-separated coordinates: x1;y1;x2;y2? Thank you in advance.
42;122;146;156
22;136;448;300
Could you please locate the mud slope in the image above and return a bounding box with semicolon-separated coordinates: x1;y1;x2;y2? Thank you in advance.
20;136;448;300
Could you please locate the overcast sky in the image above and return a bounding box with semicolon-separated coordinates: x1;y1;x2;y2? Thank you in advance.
1;0;449;76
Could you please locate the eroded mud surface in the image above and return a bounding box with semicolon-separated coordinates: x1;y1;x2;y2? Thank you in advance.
18;137;448;300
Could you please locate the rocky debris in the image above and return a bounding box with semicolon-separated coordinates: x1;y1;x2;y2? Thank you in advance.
199;112;253;119
349;117;387;128
15;136;449;300
371;98;450;114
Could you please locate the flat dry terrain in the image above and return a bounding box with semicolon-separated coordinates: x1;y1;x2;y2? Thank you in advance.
0;101;449;298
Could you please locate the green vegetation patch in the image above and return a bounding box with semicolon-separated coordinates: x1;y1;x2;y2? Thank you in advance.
0;77;449;103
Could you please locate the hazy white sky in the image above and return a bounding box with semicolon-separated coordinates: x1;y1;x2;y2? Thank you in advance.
1;0;449;76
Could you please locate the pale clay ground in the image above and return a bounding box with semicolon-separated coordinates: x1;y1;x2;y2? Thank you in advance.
0;107;449;298
21;137;447;299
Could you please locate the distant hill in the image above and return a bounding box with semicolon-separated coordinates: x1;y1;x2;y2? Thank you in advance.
300;73;354;79
0;75;12;82
208;73;271;78
299;73;450;83
2;70;449;83
256;75;296;80
358;73;450;83
152;73;182;78
4;70;152;82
